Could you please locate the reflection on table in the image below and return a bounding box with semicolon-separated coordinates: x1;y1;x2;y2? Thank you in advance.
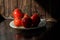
0;19;56;40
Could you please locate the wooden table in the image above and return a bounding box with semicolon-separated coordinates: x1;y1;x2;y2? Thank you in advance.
0;19;56;40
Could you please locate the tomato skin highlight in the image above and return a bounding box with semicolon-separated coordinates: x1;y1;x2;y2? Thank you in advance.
14;18;22;27
13;8;23;19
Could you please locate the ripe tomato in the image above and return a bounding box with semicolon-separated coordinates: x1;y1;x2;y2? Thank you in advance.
13;8;23;19
31;13;40;27
22;14;32;28
14;18;22;27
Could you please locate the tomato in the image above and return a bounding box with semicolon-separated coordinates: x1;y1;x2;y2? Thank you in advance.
14;18;22;27
31;13;40;27
13;8;23;19
22;14;32;28
23;13;29;17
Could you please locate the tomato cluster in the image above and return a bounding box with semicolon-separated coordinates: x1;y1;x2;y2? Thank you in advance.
13;8;40;28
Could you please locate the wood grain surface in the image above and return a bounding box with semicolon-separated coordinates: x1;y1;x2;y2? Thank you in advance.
0;19;54;40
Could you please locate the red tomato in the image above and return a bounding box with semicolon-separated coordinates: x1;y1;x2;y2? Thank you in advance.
14;18;22;27
22;14;32;28
23;13;29;17
13;8;23;19
31;13;40;27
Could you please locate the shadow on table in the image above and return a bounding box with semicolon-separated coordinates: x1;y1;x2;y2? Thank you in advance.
0;14;5;23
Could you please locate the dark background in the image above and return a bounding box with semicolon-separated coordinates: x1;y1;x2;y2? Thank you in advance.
35;0;59;21
35;0;60;40
0;15;5;22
